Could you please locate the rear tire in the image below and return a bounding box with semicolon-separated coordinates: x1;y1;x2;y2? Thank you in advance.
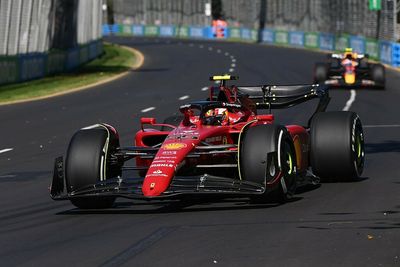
370;64;385;89
314;63;328;84
66;125;121;209
239;124;297;203
310;112;364;182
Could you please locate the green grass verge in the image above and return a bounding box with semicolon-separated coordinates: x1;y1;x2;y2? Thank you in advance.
0;43;136;103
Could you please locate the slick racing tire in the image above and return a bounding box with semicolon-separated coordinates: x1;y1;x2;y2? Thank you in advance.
310;112;365;182
314;63;328;84
370;64;385;89
239;124;297;203
65;124;121;209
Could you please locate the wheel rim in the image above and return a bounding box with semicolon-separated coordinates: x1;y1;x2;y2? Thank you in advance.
353;118;365;175
281;140;296;196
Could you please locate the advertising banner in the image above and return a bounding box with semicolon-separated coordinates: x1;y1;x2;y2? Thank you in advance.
275;31;289;45
121;25;132;35
144;25;159;36
379;41;392;64
304;33;319;48
365;39;379;58
349;36;366;54
262;29;274;43
289;32;304;47
228;27;241;39
175;26;189;37
392;43;400;67
132;25;144;36
160;26;175;37
335;35;349;52
189;26;205;38
241;28;251;40
319;33;335;50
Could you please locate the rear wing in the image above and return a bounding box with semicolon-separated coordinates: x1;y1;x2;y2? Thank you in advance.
237;84;329;109
237;84;330;127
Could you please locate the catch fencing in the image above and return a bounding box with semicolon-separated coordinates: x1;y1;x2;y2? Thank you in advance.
0;0;104;86
222;0;399;41
112;0;400;42
107;0;400;68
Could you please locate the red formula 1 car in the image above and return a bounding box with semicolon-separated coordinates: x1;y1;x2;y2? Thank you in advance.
50;75;365;209
314;48;385;89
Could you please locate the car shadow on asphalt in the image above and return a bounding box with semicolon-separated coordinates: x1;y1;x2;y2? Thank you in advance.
55;197;303;215
365;140;400;154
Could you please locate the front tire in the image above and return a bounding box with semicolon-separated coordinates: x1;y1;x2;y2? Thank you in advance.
239;124;297;203
65;124;121;209
310;112;365;182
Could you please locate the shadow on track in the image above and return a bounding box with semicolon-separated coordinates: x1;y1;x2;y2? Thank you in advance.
365;140;400;154
55;197;303;215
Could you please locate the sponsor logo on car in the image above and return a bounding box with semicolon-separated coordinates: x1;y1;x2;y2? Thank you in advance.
151;163;174;168
161;151;177;155
163;143;187;150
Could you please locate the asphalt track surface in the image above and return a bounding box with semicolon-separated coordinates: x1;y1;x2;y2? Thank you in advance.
1;36;400;266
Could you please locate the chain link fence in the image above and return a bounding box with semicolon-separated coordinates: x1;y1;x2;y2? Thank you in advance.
112;0;400;41
113;0;212;27
222;0;399;41
0;0;103;56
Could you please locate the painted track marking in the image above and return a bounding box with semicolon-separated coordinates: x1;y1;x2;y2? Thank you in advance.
179;95;189;100
201;87;208;91
0;148;13;154
141;107;156;113
342;89;356;111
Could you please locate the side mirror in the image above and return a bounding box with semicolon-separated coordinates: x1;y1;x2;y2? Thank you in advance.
140;117;156;130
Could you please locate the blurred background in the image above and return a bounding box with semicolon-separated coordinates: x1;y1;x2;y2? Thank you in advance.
1;0;400;86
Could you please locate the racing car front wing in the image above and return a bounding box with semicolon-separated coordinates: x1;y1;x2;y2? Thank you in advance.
50;157;266;201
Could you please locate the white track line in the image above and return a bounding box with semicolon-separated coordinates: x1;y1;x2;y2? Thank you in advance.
231;63;236;67
229;68;235;72
208;47;213;51
0;148;13;154
342;89;356;111
231;58;236;62
217;49;221;53
179;95;189;100
201;87;209;91
141;107;156;113
364;124;400;128
225;52;230;56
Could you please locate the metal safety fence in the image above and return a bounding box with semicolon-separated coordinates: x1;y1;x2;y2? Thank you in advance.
0;0;104;86
103;23;400;68
221;0;399;42
112;0;400;42
113;0;212;26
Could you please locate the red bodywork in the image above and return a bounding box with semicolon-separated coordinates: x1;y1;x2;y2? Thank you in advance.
134;85;310;197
